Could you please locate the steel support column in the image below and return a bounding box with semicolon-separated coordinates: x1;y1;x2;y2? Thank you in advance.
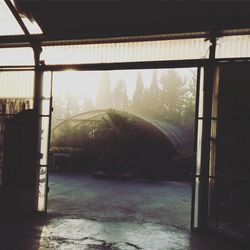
33;46;43;212
197;32;217;230
5;0;44;213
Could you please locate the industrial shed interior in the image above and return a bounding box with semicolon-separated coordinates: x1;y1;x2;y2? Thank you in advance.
1;1;250;249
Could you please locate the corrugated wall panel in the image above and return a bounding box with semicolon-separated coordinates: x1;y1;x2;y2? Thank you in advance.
216;35;250;58
0;71;34;98
0;47;34;66
41;38;210;65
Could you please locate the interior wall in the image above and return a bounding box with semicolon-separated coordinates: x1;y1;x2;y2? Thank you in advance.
214;63;250;226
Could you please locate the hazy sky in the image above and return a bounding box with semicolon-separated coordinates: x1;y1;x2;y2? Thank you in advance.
52;68;195;103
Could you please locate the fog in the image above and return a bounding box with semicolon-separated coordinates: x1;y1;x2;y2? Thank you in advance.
50;68;197;180
52;68;196;129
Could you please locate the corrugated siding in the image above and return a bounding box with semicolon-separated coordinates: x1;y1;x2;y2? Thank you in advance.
41;38;210;65
0;47;34;66
216;35;250;58
0;71;34;98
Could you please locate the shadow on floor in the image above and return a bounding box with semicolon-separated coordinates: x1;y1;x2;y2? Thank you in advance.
1;173;250;249
0;215;249;250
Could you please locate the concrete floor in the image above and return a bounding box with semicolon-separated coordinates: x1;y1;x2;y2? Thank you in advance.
48;173;191;229
0;173;247;249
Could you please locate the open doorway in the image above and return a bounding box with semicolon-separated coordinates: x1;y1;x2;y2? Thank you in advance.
46;67;198;247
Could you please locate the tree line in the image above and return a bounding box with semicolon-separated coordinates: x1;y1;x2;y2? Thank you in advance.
52;69;196;128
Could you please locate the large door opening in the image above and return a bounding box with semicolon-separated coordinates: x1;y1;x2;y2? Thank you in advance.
43;67;198;247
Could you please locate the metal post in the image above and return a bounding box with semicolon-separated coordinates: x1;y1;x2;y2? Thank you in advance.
191;66;201;230
33;46;43;114
5;0;44;213
197;31;217;230
33;46;43;211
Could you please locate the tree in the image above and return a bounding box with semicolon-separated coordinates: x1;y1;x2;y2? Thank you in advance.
181;69;196;128
112;79;128;110
94;110;135;173
159;69;186;124
95;72;112;109
82;97;94;112
52;91;81;123
64;92;81;118
52;92;66;127
131;71;144;114
149;69;159;98
143;69;161;118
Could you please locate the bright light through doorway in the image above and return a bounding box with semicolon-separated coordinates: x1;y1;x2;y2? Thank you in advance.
52;69;193;104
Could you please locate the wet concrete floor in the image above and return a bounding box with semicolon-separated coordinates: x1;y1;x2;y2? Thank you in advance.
0;173;247;249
